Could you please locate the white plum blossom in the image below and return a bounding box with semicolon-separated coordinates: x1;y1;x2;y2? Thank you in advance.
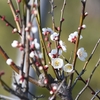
39;66;43;70
11;40;19;48
42;28;54;35
6;58;13;65
30;51;43;58
31;26;38;33
31;38;40;49
77;47;88;61
49;49;62;58
59;40;67;52
50;32;59;41
63;63;73;73
51;58;64;69
29;51;35;58
68;31;82;43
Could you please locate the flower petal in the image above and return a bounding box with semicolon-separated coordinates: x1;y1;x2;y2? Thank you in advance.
63;63;73;73
51;58;64;69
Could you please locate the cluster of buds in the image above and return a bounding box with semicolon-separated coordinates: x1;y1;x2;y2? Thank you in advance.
50;83;58;95
11;40;24;51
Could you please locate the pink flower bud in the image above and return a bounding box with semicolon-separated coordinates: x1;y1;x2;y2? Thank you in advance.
25;27;29;32
19;46;24;51
19;75;24;84
43;65;49;70
6;23;9;26
1;16;5;21
27;22;32;28
44;79;48;84
50;90;54;95
6;59;13;65
16;10;20;13
82;24;86;29
15;16;19;21
52;85;57;91
12;28;17;33
17;0;21;3
57;27;60;31
91;91;95;95
85;12;88;16
0;71;5;77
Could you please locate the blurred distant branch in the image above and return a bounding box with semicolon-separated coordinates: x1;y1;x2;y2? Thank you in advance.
49;0;55;31
0;94;16;100
91;90;100;100
0;46;43;87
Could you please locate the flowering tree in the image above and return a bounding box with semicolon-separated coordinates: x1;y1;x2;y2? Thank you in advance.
0;0;100;100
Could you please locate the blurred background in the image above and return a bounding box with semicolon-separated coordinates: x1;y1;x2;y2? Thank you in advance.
0;0;100;100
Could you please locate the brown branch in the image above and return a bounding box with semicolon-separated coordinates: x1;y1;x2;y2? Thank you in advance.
49;0;55;31
72;38;100;88
36;9;59;79
0;15;21;35
91;90;100;100
15;0;22;27
75;70;100;99
68;0;87;88
8;0;21;32
0;46;43;87
75;57;100;100
24;7;31;92
59;0;66;37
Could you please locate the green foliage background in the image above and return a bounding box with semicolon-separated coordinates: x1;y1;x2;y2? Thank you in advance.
0;0;100;100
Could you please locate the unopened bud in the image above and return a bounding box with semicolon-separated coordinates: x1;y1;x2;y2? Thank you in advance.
82;24;86;29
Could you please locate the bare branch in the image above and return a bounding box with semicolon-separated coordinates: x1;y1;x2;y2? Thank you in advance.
75;57;100;100
91;90;100;100
8;0;21;32
0;94;17;100
0;46;43;87
49;0;55;31
72;38;100;88
68;0;87;88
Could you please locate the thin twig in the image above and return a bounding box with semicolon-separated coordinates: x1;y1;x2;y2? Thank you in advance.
8;0;21;32
0;94;17;100
91;90;100;100
49;0;55;31
75;57;100;100
74;70;100;99
15;0;22;27
36;6;59;79
0;15;21;35
68;0;87;88
72;38;100;88
59;0;66;37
